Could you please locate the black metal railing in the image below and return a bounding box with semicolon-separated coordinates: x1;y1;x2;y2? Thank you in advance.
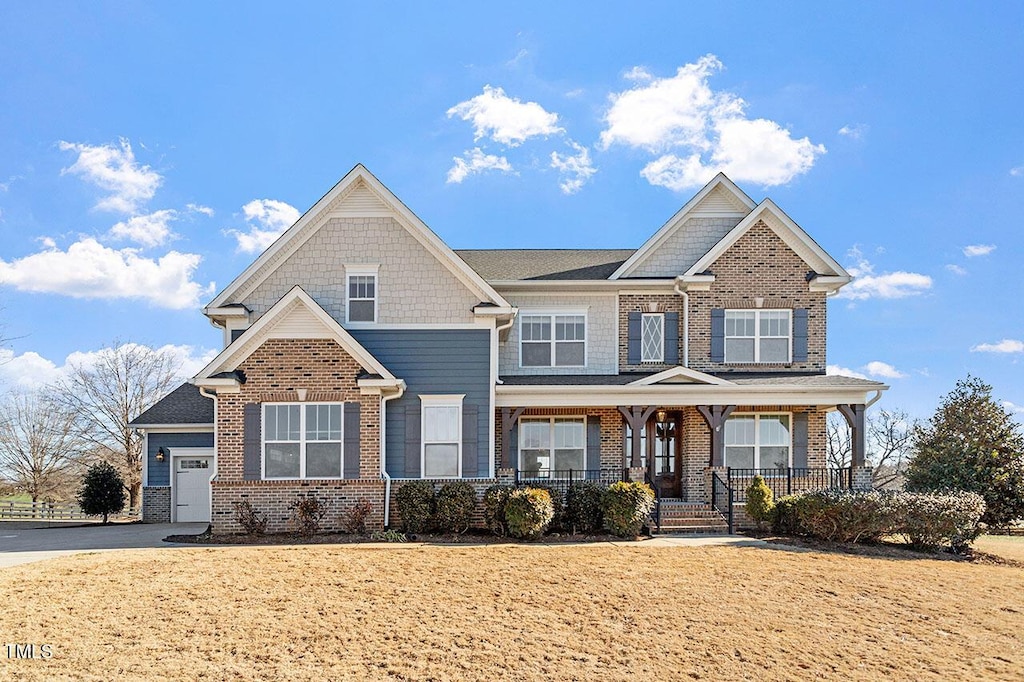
514;469;613;500
711;470;733;533
727;467;853;503
645;468;661;532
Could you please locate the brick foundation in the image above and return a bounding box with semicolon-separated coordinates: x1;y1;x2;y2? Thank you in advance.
141;486;170;523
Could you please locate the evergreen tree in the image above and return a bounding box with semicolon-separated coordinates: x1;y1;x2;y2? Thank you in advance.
905;376;1024;526
77;462;126;524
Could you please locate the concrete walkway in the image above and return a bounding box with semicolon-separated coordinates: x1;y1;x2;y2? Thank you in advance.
0;522;208;568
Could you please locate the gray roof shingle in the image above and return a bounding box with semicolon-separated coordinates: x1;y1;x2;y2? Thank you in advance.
455;249;636;281
130;382;214;426
498;372;886;388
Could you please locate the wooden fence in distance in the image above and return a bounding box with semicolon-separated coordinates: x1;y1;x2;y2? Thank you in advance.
0;501;139;520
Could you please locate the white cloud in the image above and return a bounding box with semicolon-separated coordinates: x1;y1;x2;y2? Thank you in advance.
963;244;995;257
971;339;1024;354
827;365;869;380
1002;400;1024;415
550;142;597;195
623;66;653;82
1010;166;1024;177
226;199;301;254
0;343;217;391
186;203;215;217
0;237;213;309
863;361;906;379
835;248;932;300
945;264;968;276
447;85;563;147
600;55;825;189
446;148;514;184
837;124;868;140
108;209;179;247
59;138;162;213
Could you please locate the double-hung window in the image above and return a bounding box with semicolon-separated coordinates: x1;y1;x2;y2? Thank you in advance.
421;395;463;478
723;414;791;470
725;310;791;363
519;417;586;477
641;313;665;363
346;267;378;323
520;313;586;367
263;403;343;479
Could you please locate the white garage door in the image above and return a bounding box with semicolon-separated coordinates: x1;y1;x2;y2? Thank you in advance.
174;455;213;523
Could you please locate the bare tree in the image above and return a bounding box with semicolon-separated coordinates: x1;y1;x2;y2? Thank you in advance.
826;408;915;489
0;391;86;504
53;342;181;509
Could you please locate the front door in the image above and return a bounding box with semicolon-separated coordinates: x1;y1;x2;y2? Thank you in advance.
650;413;681;498
174;455;213;523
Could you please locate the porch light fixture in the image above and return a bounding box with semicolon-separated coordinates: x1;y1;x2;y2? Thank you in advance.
156;447;166;462
656;409;667;422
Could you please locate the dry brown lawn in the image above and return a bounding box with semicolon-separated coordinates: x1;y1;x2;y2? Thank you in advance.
1;542;1022;681
975;534;1024;563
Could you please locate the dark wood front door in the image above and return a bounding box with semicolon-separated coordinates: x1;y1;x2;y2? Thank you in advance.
649;413;681;498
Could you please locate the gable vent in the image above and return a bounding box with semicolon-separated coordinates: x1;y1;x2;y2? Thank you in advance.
331;181;390;216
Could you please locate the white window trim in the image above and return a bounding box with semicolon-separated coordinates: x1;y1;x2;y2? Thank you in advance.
517;309;589;369
517;415;588;477
420;394;464;479
346;265;380;325
724;309;792;364
640;313;665;363
724;412;793;471
261;402;345;480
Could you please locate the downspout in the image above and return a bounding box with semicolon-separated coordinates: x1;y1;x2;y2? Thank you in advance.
198;385;218;527
380;388;404;528
493;311;517;385
866;390;883;408
673;277;689;368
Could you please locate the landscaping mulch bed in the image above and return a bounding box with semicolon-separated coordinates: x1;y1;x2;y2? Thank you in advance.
164;528;626;546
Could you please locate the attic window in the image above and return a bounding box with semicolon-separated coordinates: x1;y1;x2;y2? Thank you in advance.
346;267;378;323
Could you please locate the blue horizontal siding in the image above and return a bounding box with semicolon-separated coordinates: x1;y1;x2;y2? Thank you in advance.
351;329;491;478
147;432;214;486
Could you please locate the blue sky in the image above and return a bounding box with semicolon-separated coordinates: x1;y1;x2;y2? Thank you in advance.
0;2;1022;421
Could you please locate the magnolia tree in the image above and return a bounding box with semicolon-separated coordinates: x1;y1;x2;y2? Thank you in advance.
827;408;915;489
53;342;181;510
905;376;1024;527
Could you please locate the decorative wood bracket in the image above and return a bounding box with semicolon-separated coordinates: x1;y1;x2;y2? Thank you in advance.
697;404;737;467
617;405;658;468
500;407;526;469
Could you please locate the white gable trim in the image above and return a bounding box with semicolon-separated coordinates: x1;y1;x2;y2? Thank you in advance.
206;164;509;311
610;173;757;280
194;286;396;382
629;367;735;386
684;198;850;282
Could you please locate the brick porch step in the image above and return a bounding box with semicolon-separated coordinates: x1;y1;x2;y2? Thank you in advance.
653;501;730;535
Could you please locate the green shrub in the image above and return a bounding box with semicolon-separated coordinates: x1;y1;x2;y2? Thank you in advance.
289;494;328;537
395;480;436;534
77;462;126;525
505;487;554;539
602;481;655;538
531;484;565;531
483;484;514;536
565;481;604;534
744;476;774;532
771;495;803;536
371;529;407;543
894;490;986;553
435;482;477;534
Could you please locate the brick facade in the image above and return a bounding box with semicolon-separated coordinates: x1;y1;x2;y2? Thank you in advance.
618;293;686;373
141;486;170;523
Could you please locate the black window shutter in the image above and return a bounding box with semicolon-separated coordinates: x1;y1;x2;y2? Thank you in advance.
243;403;262;481
664;312;679;365
343;402;361;479
509;421;519;471
792;412;809;468
462;403;478;477
586;416;601;471
405;406;421;478
627;312;641;365
792;309;809;363
710;309;725;363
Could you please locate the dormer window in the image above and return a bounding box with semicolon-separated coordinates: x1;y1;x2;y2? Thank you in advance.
346;267;378;323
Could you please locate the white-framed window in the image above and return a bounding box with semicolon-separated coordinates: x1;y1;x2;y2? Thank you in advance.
519;312;587;367
346;266;378;323
421;395;463;479
641;313;665;363
723;413;791;471
725;309;791;363
519;417;586;477
263;403;344;479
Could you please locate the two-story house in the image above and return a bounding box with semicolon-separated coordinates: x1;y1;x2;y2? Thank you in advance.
131;165;886;533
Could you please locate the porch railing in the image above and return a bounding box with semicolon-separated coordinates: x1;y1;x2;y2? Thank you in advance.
711;471;733;533
727;467;853;503
644;468;661;532
514;469;616;501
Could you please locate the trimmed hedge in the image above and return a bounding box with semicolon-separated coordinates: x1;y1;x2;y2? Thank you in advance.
435;482;477;535
505;487;554;539
744;475;774;531
483;484;514;536
531;484;565;531
602;481;655;538
395;480;436;534
565;481;604;534
772;489;986;553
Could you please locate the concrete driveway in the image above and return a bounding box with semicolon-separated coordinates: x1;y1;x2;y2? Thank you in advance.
0;522;208;568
